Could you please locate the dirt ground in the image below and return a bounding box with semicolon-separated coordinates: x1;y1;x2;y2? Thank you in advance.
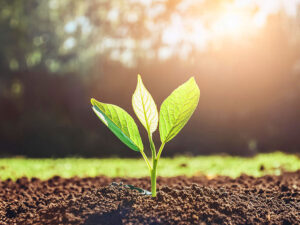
0;171;299;225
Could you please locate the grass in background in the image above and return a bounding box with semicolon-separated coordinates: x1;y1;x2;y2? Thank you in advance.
0;152;299;180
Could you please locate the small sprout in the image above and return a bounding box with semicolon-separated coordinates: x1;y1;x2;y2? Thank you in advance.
91;74;200;197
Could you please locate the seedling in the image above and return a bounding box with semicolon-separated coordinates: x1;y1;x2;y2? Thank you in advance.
91;75;200;197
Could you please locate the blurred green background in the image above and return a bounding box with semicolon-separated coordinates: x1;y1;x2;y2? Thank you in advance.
1;152;299;180
1;0;300;157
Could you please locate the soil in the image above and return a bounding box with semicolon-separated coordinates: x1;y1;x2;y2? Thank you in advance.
0;171;300;225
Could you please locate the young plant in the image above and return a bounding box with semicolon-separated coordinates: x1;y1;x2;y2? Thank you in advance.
91;75;200;197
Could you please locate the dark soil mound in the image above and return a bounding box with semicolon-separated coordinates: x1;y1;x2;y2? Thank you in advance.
0;171;300;225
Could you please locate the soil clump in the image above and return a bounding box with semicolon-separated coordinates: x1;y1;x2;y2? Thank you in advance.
0;171;299;224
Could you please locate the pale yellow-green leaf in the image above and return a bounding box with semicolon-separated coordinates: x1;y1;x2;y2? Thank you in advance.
132;74;158;134
159;77;200;143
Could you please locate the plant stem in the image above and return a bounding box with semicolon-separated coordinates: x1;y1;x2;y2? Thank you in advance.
148;134;156;164
150;142;165;197
156;142;165;161
141;151;152;171
151;158;158;197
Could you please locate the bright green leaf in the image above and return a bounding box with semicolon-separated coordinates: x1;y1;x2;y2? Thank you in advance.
132;74;158;134
91;98;143;152
159;77;200;143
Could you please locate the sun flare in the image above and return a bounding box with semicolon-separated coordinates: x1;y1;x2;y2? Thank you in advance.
161;0;292;50
211;10;251;38
161;8;260;53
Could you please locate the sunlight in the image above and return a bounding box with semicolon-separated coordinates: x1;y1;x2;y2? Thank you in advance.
162;14;183;45
211;11;250;38
161;5;257;52
161;0;300;52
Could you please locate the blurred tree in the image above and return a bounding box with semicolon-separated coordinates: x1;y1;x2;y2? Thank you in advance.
1;0;300;157
1;0;300;74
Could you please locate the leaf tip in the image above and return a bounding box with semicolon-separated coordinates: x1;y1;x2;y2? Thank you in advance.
189;76;200;92
136;74;146;90
90;98;96;105
137;74;142;81
188;76;196;83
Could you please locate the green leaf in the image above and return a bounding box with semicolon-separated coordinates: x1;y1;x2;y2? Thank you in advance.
132;74;158;134
91;98;143;152
159;77;200;143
